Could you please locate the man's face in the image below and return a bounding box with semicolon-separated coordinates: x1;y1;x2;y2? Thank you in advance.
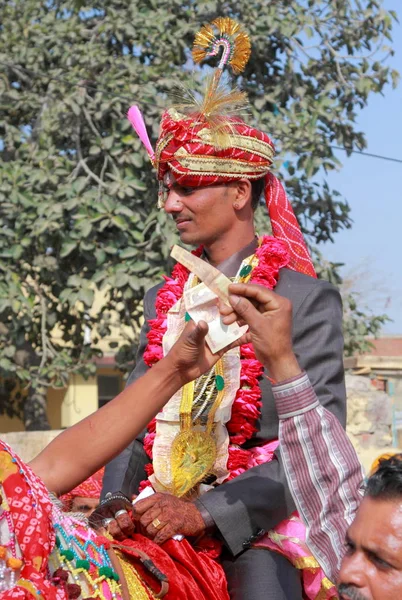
71;496;99;516
162;172;240;247
338;496;402;600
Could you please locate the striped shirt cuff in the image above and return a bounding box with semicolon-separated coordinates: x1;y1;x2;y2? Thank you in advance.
272;371;319;419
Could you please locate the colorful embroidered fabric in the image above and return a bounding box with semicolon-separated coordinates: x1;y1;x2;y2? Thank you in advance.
114;537;228;600
0;440;61;600
0;440;232;600
0;441;124;600
254;512;339;599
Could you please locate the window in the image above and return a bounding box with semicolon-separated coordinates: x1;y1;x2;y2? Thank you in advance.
97;375;121;409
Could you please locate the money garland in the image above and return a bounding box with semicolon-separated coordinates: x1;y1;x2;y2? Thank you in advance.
140;235;289;492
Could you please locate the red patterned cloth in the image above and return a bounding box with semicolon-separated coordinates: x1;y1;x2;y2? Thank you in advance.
60;468;104;510
155;110;316;278
117;536;228;600
0;440;63;600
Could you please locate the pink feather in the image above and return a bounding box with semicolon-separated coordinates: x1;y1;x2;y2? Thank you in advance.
127;105;155;162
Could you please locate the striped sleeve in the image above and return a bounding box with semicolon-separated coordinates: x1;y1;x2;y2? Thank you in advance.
272;372;365;583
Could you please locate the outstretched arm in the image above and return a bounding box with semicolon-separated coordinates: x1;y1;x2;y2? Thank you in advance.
274;373;364;582
30;321;220;495
223;284;364;579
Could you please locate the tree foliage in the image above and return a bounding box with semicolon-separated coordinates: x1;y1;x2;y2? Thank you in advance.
0;0;398;426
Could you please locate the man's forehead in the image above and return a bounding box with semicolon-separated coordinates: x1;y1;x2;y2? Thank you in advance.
350;496;402;548
73;496;99;503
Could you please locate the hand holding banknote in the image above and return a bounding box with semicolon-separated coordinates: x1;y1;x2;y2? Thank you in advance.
184;282;248;353
171;245;248;353
218;283;301;381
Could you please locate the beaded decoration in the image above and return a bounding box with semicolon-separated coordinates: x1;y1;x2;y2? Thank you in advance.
0;544;23;592
49;503;122;600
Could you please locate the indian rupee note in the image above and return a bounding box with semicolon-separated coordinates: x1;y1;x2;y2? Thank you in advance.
184;282;248;353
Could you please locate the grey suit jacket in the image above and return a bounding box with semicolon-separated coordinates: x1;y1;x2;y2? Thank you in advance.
102;267;346;556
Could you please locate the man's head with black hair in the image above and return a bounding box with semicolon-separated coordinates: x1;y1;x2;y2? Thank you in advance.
338;454;402;600
365;453;402;500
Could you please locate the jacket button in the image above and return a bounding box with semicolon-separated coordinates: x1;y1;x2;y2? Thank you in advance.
242;540;252;550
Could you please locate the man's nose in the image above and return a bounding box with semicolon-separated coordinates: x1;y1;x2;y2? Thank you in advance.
164;190;183;214
338;553;369;593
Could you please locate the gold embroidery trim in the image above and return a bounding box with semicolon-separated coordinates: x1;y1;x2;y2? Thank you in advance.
197;128;275;160
316;576;338;600
174;147;271;174
293;555;321;570
116;551;157;600
167;162;266;180
155;133;174;167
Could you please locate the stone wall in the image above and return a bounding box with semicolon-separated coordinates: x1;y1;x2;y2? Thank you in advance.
346;374;396;472
1;430;63;462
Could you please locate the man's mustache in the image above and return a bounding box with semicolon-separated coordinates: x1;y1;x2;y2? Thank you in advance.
338;583;369;600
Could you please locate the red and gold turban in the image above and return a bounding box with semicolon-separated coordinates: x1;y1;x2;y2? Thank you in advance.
128;17;316;278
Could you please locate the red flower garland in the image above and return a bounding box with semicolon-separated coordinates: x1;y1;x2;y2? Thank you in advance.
140;237;289;490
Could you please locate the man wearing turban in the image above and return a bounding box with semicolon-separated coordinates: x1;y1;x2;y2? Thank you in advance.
102;18;346;600
60;468;104;515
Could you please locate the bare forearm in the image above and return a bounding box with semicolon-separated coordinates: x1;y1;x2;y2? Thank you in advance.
30;358;181;494
265;352;302;383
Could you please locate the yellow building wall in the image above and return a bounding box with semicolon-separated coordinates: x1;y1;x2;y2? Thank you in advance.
48;386;67;430
0;413;25;433
61;374;98;427
0;286;137;433
0;367;123;433
0;385;67;433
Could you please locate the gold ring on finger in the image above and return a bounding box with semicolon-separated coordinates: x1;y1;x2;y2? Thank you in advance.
152;517;164;530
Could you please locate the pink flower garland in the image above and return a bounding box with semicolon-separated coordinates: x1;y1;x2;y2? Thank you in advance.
140;237;289;490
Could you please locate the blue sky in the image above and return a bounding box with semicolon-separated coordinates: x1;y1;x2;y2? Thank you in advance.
320;3;402;335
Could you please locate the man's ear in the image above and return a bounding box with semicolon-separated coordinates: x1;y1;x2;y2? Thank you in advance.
232;179;252;211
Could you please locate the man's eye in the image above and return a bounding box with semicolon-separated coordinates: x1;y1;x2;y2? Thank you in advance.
181;187;195;196
369;553;393;570
344;541;355;555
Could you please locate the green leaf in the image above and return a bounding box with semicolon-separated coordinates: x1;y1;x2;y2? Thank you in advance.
60;241;77;257
67;274;83;287
72;177;88;195
119;247;138;259
131;261;149;273
0;358;12;371
79;288;94;307
122;135;135;144
111;215;127;230
59;289;72;303
80;221;92;237
115;272;129;287
128;179;147;191
95;249;107;265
